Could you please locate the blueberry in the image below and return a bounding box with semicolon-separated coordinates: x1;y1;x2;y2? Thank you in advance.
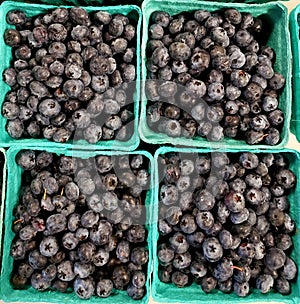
275;277;290;295
76;228;89;241
96;279;114;297
91;75;109;93
52;128;72;143
52;280;69;293
16;150;36;170
7;10;27;26
218;279;233;293
109;18;124;37
224;191;245;213
275;234;291;251
63;79;84;98
2;102;20;120
61;232;78;250
48;250;65;265
171;271;189;288
224;8;242;24
256;274;274;294
51;8;69;23
29;81;50;99
130;247;149;266
123;24;135;41
83;123;102;144
45;213;66;234
173;252;192;270
202;237;223;263
94;11;111;25
230;70;251;88
229;50;246;69
233;281;249;297
262;96;278;113
120;64;136;82
201;276;217;293
10;239;26;260
149;24;164;40
168;42;191;62
18;263;34;279
31;273;51;291
218;229;234;250
127;284;145;300
4;29;21;47
265;248;286;271
28;250;47;270
42;177;58;196
74;277;95;299
41;264;57;281
212;258;233;283
267;207;284;227
73;262;95;279
207;82;225;101
48;23;68;41
130;271;146;289
112;266;130;290
281;257;297;281
269;73;285;90
211;27;229;47
3;67;17;87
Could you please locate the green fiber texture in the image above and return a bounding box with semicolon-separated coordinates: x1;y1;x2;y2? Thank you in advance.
39;0;81;5
152;146;300;304
290;5;300;142
0;148;7;266
0;1;142;151
140;0;291;150
193;0;288;2
0;147;154;304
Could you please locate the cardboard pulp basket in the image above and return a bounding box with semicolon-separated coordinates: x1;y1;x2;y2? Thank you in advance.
152;146;300;304
290;5;300;142
139;0;292;150
0;147;154;304
0;148;7;265
0;1;142;151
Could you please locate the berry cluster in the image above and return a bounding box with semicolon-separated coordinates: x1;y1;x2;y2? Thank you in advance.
2;8;137;144
157;152;297;296
10;150;150;300
146;9;285;145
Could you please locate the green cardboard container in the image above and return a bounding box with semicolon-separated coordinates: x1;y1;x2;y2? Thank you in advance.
0;147;154;304
38;0;81;5
290;5;300;142
140;0;292;150
198;0;288;2
152;146;300;303
0;1;141;151
0;148;7;265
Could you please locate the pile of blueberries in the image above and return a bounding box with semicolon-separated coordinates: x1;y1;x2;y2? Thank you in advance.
10;150;150;300
146;9;285;145
2;8;137;143
157;152;297;296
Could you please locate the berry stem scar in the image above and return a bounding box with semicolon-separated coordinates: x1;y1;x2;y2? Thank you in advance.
231;265;244;271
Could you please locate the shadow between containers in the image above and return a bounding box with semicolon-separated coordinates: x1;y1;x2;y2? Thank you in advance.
290;5;300;143
0;1;142;152
0;146;154;304
152;146;300;304
0;148;7;267
139;0;292;150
